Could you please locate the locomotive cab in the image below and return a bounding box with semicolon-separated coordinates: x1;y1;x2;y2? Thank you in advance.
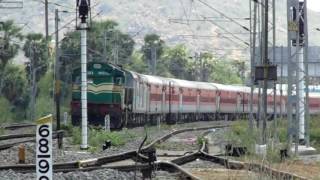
71;62;125;129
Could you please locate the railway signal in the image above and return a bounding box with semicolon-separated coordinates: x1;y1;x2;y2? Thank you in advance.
76;0;92;150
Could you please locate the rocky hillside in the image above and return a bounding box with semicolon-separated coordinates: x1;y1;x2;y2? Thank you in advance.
1;0;320;61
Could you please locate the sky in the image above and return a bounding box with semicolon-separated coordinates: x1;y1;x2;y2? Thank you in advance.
308;0;320;12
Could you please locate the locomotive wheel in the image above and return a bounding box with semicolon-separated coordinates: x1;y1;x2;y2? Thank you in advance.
110;116;123;129
71;115;81;126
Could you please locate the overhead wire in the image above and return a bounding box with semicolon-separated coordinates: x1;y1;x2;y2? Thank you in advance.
177;0;199;50
188;1;246;49
197;0;250;31
199;14;249;47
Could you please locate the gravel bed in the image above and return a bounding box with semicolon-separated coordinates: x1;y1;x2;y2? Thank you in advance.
0;121;227;165
152;171;179;180
0;121;228;179
156;130;204;151
0;169;141;180
181;159;225;169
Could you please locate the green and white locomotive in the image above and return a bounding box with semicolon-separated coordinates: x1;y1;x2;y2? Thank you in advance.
71;62;126;128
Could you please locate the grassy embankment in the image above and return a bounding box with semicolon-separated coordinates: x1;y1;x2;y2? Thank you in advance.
62;123;172;152
226;116;320;162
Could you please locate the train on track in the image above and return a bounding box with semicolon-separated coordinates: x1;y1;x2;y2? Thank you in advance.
71;62;320;129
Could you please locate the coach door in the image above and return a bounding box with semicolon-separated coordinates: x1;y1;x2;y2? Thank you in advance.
196;90;201;120
216;91;221;114
178;88;183;122
236;93;241;114
161;85;166;115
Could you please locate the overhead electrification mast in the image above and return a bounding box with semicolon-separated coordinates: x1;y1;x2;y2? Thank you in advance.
286;0;309;154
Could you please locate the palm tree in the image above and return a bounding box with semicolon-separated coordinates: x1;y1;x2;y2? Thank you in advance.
0;20;23;92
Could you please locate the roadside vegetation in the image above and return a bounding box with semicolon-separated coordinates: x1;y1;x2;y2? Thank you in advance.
62;123;169;152
226;116;320;163
61;124;136;152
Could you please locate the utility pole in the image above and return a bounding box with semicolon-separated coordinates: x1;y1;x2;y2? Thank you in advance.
249;0;258;130
113;32;119;65
55;9;61;130
194;52;203;81
151;45;157;75
303;0;310;147
262;0;269;144
280;46;284;118
287;0;309;154
103;31;107;62
45;0;49;40
29;42;36;122
200;53;203;81
272;0;277;141
76;0;91;150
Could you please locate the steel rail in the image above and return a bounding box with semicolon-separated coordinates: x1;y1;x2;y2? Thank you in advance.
1;123;35;130
0;131;64;150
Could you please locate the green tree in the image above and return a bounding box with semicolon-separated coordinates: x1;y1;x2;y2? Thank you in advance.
231;60;247;84
60;20;135;68
199;52;215;82
141;34;165;64
23;33;50;121
1;64;29;119
210;59;242;84
0;20;23;92
125;51;148;74
161;45;191;79
23;33;49;82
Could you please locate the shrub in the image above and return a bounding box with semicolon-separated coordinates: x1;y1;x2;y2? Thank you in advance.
0;97;14;123
70;126;137;151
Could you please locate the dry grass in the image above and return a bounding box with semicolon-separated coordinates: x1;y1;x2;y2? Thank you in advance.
190;168;270;180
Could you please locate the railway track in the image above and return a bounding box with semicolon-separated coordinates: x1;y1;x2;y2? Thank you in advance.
1;123;36;130
0;131;64;151
0;124;307;180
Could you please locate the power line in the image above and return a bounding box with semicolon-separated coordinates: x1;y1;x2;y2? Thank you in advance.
177;0;200;51
199;14;249;46
50;10;103;37
196;0;250;31
188;2;247;48
169;17;250;23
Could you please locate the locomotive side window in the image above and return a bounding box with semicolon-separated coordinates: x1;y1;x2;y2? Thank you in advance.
73;76;81;85
115;77;122;85
87;78;93;84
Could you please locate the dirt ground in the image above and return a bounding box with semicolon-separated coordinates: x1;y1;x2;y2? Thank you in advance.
271;161;320;179
190;168;270;180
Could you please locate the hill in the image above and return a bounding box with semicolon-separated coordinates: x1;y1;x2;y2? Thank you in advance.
1;0;320;62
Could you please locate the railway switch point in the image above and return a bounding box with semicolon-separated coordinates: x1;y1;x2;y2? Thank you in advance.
102;140;112;151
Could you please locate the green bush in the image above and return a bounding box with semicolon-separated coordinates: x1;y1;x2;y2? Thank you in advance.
0;128;5;135
225;120;257;153
0;97;14;123
71;126;82;145
70;126;137;151
35;71;54;119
